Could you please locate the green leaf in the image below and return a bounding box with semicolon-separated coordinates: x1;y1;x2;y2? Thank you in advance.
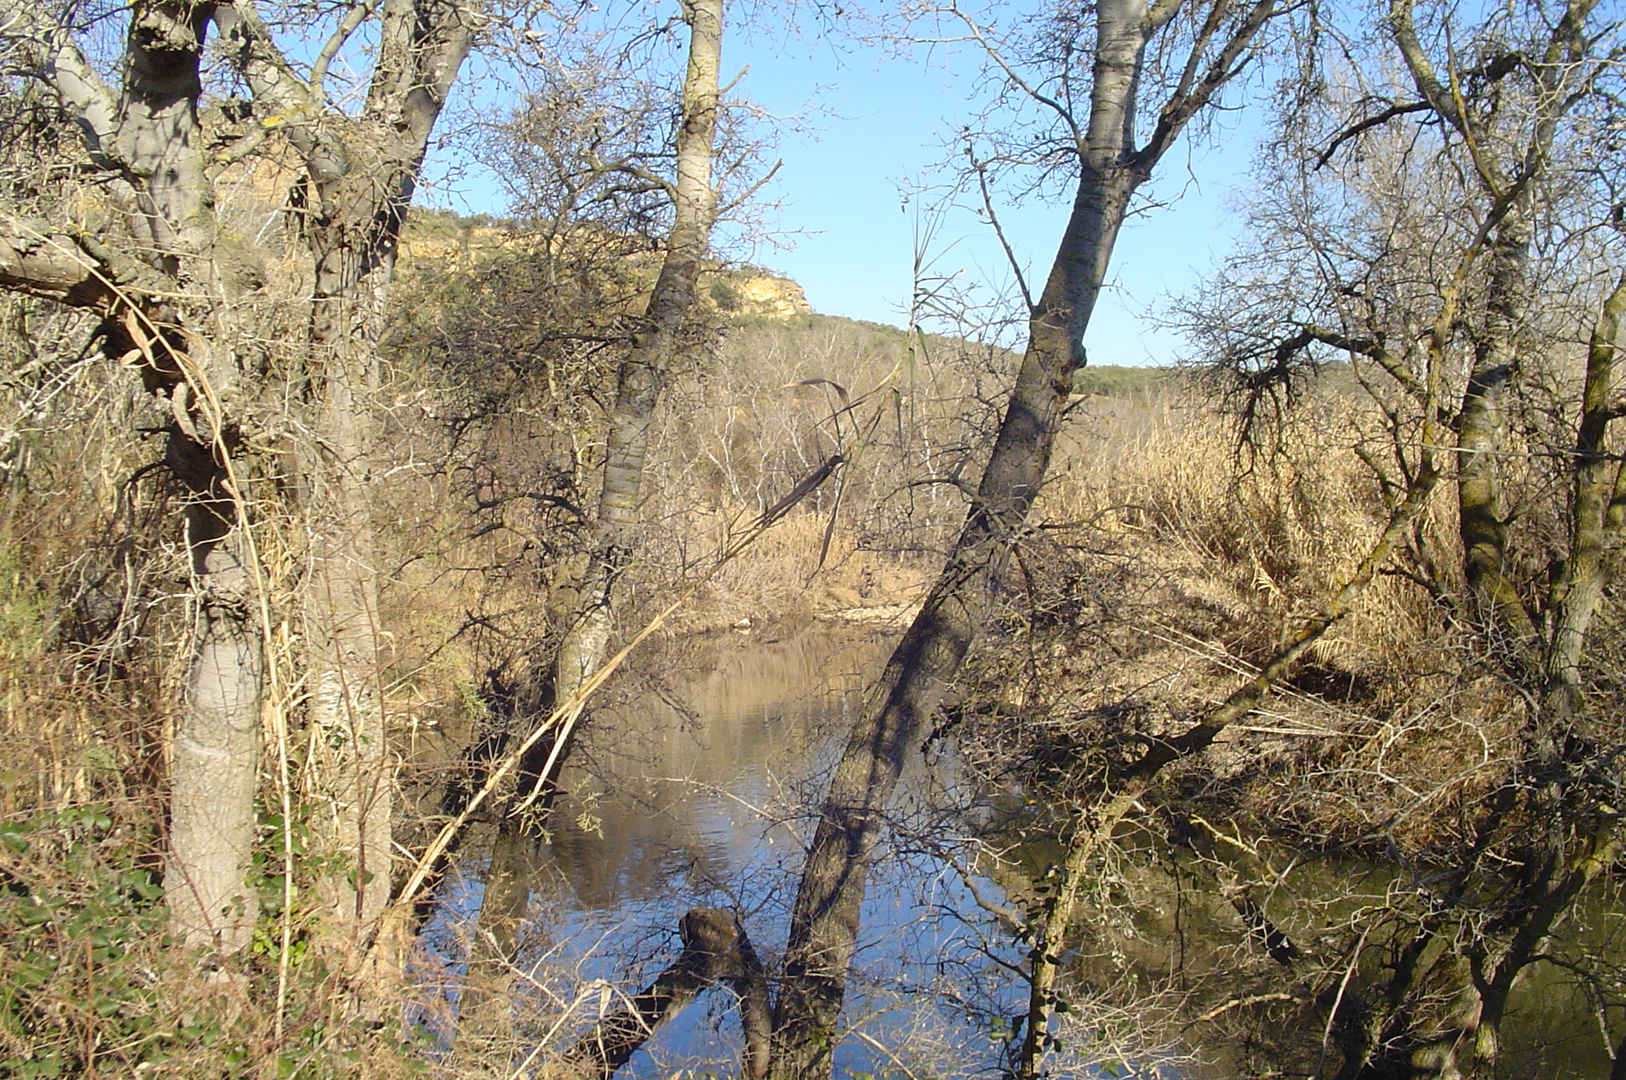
0;823;30;854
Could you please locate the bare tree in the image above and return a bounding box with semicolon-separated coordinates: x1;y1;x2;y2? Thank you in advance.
1178;0;1626;1072
0;0;477;952
766;1;1291;1074
547;0;724;744
447;0;731;1047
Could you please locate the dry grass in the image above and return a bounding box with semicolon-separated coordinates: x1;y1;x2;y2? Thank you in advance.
0;342;440;1079
2;312;1605;1074
950;382;1510;855
1048;391;1434;670
654;509;933;635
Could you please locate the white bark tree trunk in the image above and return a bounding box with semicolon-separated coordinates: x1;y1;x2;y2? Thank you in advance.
768;1;1281;1072
1;0;474;957
0;0;271;955
302;242;393;943
168;499;264;952
553;0;723;711
218;0;476;947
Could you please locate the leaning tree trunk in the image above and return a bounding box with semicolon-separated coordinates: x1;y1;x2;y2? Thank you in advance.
548;0;723;761
767;152;1137;1080
455;0;724;1048
555;0;723;700
767;0;1284;1072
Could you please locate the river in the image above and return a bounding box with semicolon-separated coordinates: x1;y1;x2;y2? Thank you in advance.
429;623;1031;1077
424;624;1626;1079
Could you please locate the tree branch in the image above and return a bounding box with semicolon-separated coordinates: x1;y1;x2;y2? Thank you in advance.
1387;0;1509;196
0;217;126;311
1123;448;1443;780
947;7;1082;149
1133;0;1282;172
1299;323;1427;402
310;0;380;95
970;147;1033;311
0;0;121;169
368;0;479;147
213;0;349;183
1313;100;1431;169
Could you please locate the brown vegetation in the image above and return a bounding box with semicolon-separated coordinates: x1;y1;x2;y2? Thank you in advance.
2;0;1622;1076
4;294;1621;1074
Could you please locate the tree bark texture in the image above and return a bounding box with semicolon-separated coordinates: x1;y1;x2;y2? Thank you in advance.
1542;274;1626;719
126;0;269;957
301;242;394;942
768;1;1282;1073
551;0;723;714
166;461;265;953
0;0;272;954
1455;209;1539;648
217;0;476;943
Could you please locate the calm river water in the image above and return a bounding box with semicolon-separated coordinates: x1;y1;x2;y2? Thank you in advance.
436;623;1030;1077
428;625;1624;1079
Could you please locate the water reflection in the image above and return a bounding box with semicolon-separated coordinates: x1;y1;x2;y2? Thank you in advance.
444;624;1020;1076
431;624;1625;1079
547;629;877;911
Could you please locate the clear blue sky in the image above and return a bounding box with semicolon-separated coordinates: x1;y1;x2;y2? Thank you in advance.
427;9;1261;367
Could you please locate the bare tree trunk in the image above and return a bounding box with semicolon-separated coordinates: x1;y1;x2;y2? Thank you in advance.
52;0;271;956
303;264;392;943
456;0;723;1044
1543;274;1626;718
551;0;723;717
1382;8;1609;1072
166;451;264;954
768;1;1282;1072
121;0;270;954
0;0;475;963
212;0;476;946
1389;0;1590;654
1455;206;1540;650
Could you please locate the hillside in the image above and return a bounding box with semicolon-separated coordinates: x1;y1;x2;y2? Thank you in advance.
397;208;812;321
398;207;1181;396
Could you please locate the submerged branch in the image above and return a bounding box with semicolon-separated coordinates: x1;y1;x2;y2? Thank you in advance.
564;908;769;1080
